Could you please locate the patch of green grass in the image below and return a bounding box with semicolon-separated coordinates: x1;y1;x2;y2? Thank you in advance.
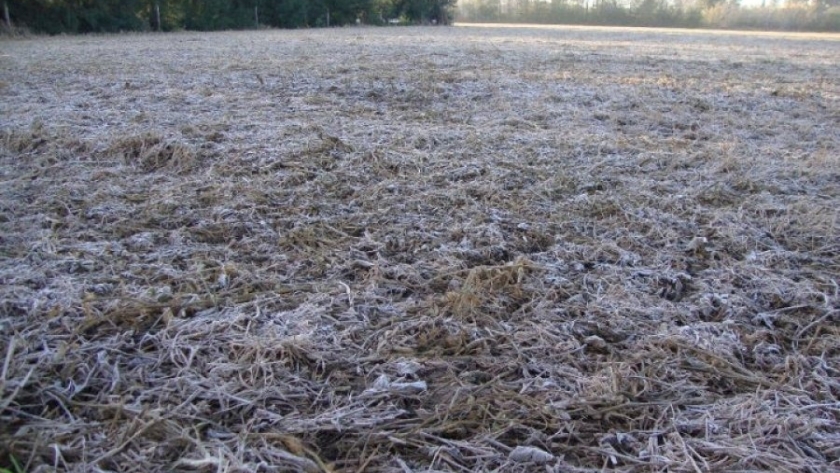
0;455;24;473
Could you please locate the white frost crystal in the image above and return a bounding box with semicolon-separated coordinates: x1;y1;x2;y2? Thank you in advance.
509;446;554;464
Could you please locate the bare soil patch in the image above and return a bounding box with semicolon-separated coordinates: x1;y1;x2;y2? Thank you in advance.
1;26;838;472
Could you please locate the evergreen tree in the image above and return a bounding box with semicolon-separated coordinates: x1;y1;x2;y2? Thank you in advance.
2;0;462;33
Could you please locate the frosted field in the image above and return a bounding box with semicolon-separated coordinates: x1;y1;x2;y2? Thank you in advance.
1;25;838;472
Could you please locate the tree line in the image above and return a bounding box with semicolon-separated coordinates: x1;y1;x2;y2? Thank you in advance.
2;0;457;34
457;0;840;31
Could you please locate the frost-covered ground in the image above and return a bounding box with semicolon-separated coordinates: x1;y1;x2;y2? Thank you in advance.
1;25;838;472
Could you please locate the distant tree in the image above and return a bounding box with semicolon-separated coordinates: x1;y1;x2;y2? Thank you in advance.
632;0;679;25
390;0;457;23
309;0;371;26
3;1;11;29
475;0;503;21
257;0;309;28
6;0;835;34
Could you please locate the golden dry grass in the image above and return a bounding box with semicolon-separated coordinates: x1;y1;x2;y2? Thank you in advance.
1;25;838;472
